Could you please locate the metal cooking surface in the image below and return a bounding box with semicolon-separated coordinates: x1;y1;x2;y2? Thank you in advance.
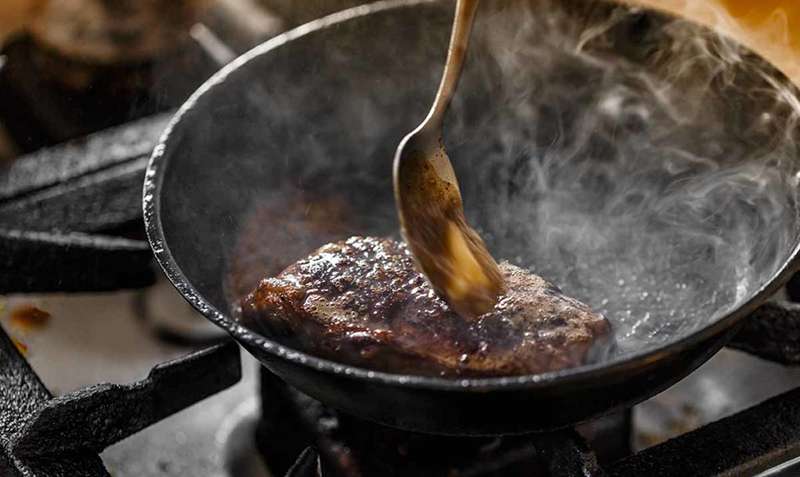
156;0;800;375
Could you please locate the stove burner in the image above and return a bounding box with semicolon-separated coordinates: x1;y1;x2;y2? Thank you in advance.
279;365;800;477
273;306;800;477
133;277;229;347
729;302;800;365
256;362;625;477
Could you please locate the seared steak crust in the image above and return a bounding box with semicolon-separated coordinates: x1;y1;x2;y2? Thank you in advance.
239;237;613;377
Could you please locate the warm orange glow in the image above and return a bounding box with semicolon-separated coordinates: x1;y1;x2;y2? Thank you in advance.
0;1;35;42
632;0;800;84
1;1;798;84
721;0;800;51
722;0;799;33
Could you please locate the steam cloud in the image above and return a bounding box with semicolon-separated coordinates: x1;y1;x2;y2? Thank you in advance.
229;0;800;358
445;0;800;352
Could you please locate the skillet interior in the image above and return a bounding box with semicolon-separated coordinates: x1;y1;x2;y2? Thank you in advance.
146;0;800;386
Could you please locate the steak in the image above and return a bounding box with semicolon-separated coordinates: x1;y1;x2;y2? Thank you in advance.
238;236;614;377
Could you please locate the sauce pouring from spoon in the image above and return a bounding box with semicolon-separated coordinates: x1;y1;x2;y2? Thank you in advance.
393;0;504;319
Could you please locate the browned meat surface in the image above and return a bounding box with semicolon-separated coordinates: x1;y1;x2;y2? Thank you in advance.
239;236;614;377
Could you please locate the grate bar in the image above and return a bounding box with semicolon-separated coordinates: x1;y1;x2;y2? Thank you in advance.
15;341;242;456
0;325;109;477
728;302;800;365
0;325;241;476
607;385;800;477
0;113;169;201
0;229;154;293
0;157;149;233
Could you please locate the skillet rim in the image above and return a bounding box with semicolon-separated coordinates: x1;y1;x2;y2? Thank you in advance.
143;0;800;392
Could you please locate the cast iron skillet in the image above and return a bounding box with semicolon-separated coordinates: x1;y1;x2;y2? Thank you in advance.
144;0;800;435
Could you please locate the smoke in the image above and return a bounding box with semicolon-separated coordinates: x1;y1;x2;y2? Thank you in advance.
227;0;800;358
440;0;800;352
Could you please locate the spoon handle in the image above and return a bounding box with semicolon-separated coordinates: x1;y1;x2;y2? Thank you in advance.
425;0;481;129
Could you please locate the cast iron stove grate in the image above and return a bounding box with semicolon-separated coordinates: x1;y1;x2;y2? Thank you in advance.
0;327;241;477
0;114;246;477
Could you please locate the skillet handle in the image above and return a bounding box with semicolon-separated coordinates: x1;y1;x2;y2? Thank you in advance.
728;301;800;365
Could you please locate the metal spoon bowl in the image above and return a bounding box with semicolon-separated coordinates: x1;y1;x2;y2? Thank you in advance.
393;0;503;318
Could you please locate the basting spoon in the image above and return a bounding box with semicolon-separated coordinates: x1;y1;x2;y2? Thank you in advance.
393;0;503;319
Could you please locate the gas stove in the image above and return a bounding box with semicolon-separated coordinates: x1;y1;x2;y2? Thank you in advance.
4;1;800;476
